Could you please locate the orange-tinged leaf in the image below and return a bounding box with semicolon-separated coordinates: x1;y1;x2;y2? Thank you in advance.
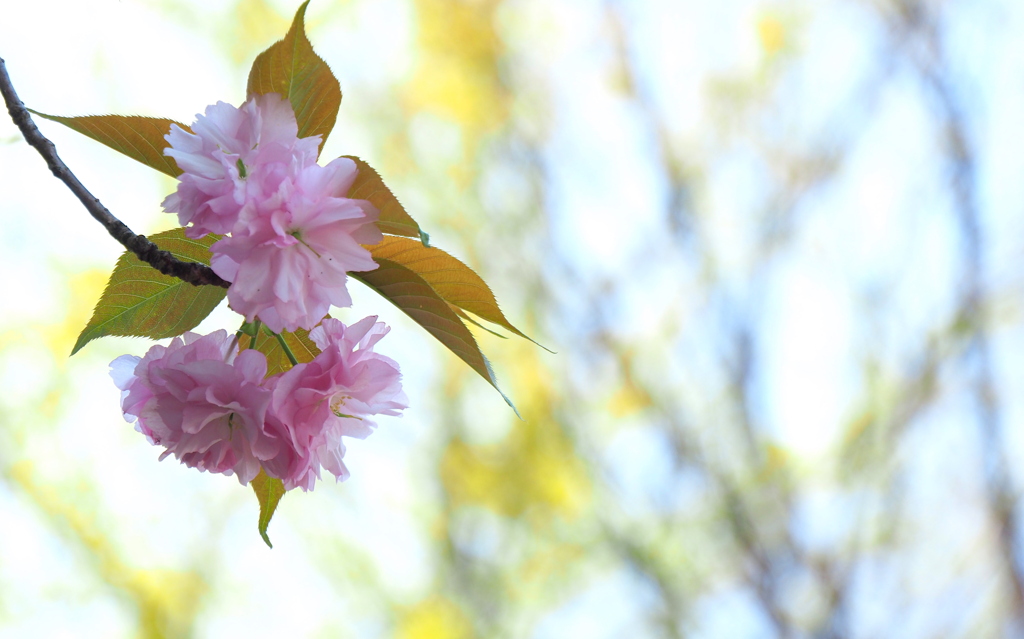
30;111;187;177
449;303;507;339
343;156;428;243
367;236;547;350
351;258;518;414
71;228;224;355
247;0;340;154
251;469;285;548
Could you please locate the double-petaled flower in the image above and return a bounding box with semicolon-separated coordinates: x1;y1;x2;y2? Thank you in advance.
111;318;406;490
163;93;380;333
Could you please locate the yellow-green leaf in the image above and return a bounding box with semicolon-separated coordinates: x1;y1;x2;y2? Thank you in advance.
30;111;186;177
238;326;321;546
343;156;428;243
367;236;547;350
72;228;224;355
247;0;341;154
251;469;285;548
243;326;321;375
351;258;518;414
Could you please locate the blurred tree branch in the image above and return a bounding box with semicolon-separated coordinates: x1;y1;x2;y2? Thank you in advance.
888;0;1024;619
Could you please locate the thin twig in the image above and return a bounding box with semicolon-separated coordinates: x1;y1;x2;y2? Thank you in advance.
0;56;229;289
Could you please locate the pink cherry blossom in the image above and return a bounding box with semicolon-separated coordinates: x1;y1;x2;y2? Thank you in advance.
110;330;277;485
260;316;407;490
210;157;382;333
162;93;321;238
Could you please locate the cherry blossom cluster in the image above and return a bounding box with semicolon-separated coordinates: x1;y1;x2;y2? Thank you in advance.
163;93;382;333
110;95;405;490
112;318;406;490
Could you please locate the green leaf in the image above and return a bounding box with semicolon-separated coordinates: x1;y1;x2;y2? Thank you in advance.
367;236;548;351
72;228;225;355
247;0;341;154
251;469;286;548
351;258;519;415
29;111;187;177
343;156;428;243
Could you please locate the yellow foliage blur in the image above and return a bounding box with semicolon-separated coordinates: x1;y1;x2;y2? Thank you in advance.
41;268;108;364
8;463;207;639
226;0;292;66
406;0;508;136
397;596;473;639
440;347;591;520
757;14;787;58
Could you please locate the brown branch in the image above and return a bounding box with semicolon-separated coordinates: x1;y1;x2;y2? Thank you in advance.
0;57;229;289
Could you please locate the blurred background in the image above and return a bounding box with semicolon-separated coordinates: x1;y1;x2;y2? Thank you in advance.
2;0;1024;636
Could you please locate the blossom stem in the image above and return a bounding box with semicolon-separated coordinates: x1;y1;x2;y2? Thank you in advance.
273;331;299;367
249;320;262;351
